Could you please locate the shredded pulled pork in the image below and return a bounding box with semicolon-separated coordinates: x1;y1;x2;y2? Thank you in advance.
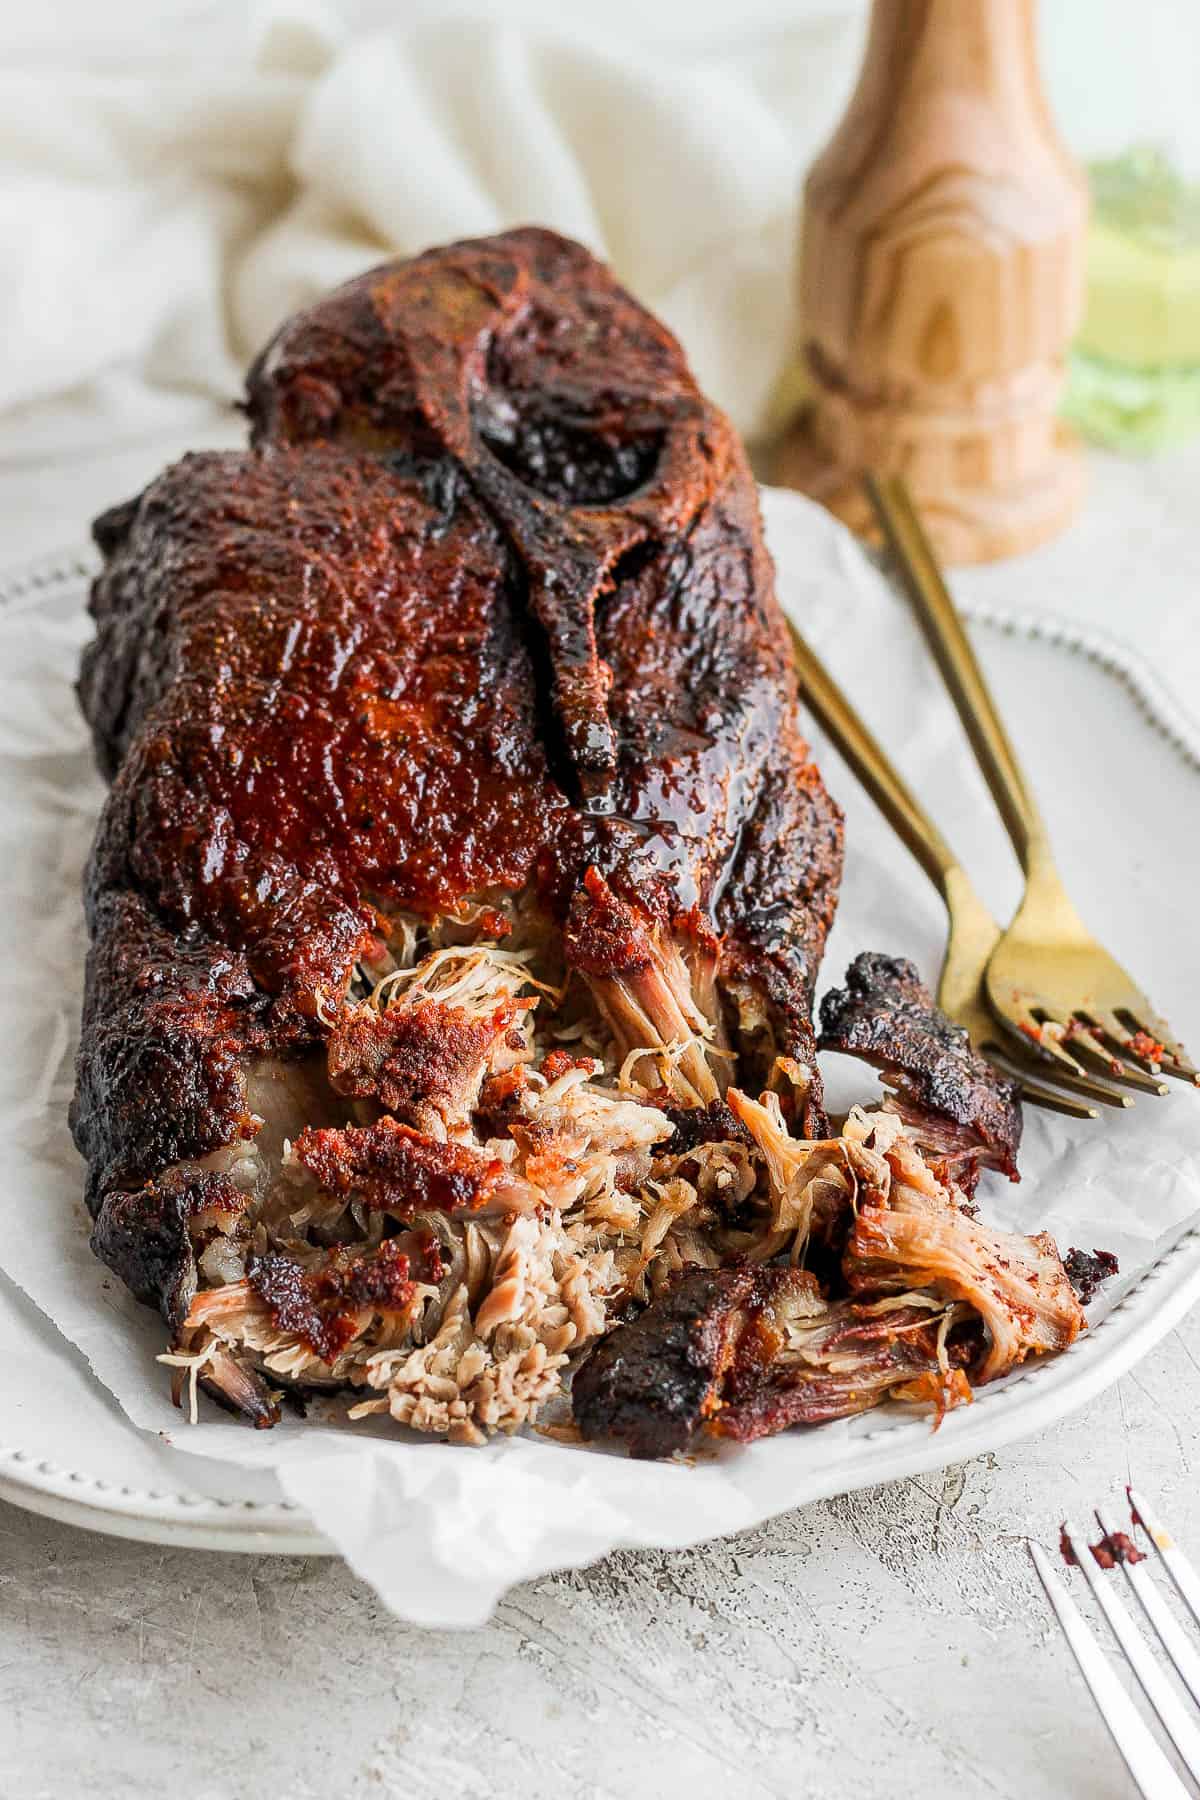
572;1263;969;1459
842;1123;1085;1381
348;1215;612;1444
328;941;541;1137
727;1086;852;1254
574;1104;1081;1457
172;927;686;1440
718;1292;973;1438
564;869;730;1105
166;912;1076;1454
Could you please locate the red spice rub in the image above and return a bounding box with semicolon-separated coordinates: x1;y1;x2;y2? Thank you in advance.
294;1117;509;1214
247;1237;436;1364
563;867;657;977
326;996;525;1119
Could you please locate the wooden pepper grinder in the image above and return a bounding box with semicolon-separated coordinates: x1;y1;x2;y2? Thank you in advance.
776;0;1088;564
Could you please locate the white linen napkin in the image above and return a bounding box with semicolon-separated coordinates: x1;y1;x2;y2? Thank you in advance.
8;0;1200;462
0;1;867;451
6;1;1200;731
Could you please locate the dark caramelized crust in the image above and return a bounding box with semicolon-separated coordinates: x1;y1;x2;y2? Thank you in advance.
572;1265;763;1458
82;447;560;945
293;1118;509;1214
716;739;845;1134
819;952;1022;1181
71;890;266;1214
73;226;842;1326
91;1168;245;1326
243;227;841;999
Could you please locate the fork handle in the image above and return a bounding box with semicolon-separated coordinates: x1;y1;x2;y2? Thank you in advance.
865;473;1045;870
785;621;960;897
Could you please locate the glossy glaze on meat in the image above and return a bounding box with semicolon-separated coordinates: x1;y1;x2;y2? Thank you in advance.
71;227;843;1335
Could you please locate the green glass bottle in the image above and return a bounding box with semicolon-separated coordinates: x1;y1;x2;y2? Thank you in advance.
1065;146;1200;451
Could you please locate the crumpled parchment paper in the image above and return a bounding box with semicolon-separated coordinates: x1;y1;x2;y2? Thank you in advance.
3;489;1198;1625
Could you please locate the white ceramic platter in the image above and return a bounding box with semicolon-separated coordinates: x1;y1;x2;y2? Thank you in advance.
2;512;1199;1557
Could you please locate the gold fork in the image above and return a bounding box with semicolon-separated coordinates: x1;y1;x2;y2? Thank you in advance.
785;621;1098;1119
867;473;1198;1100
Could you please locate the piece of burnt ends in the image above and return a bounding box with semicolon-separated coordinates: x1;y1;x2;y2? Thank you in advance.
573;1265;760;1459
572;1263;960;1458
1062;1246;1120;1306
819;952;1022;1190
73;226;844;1372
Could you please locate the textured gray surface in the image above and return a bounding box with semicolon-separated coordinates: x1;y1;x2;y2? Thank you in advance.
3;1306;1197;1798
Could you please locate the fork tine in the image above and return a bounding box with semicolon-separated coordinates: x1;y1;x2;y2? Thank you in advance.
1061;1520;1200;1787
1093;1011;1167;1074
1129;1489;1200;1633
992;1015;1135;1109
1020;1009;1128;1087
1014;1073;1100;1120
990;998;1137;1106
1028;1542;1191;1800
1122;1011;1200;1087
978;1045;1099;1120
1021;1060;1134;1110
1102;1506;1200;1709
1091;1009;1196;1089
1085;1059;1170;1098
1054;1022;1171;1098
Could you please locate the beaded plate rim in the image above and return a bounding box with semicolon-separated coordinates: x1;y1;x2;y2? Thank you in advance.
1;541;1197;1558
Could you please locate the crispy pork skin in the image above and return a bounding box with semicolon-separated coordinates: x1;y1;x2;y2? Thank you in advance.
819;952;1022;1186
71;228;843;1424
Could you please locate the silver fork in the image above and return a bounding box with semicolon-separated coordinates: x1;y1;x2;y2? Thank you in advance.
1030;1488;1200;1796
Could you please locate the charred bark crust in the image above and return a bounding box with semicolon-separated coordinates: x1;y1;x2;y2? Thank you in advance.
819;952;1022;1181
